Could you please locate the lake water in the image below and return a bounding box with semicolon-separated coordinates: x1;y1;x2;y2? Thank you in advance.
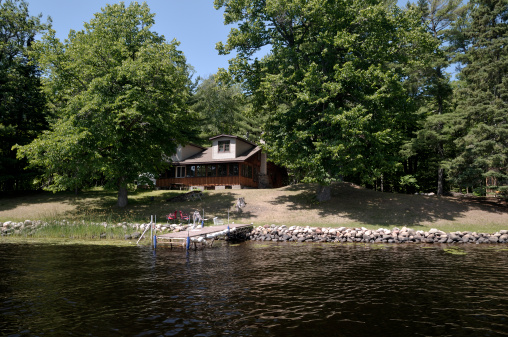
1;241;507;336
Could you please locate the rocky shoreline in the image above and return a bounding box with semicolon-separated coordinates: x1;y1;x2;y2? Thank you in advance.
2;220;508;244
250;225;508;244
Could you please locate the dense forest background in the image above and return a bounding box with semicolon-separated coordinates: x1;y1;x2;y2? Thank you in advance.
1;0;506;204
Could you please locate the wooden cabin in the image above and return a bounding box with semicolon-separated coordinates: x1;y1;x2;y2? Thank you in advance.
156;135;286;190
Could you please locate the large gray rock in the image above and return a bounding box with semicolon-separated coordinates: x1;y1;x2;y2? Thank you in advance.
488;236;499;243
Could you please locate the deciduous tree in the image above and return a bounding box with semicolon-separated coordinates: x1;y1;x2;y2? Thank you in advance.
15;2;194;207
215;0;434;200
0;0;49;191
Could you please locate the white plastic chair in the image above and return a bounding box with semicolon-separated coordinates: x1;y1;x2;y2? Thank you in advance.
213;217;224;225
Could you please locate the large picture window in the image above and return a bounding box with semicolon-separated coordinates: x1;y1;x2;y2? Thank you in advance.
207;164;217;177
229;163;239;176
176;166;185;178
196;165;206;177
218;164;227;177
218;140;230;153
186;165;195;178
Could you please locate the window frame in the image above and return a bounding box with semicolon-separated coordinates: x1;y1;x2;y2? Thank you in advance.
218;140;230;153
176;166;186;178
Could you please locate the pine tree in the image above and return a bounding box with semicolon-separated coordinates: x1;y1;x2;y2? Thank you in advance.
449;0;508;192
402;0;463;195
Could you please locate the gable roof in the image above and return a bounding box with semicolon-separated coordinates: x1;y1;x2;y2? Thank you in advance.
173;146;261;165
209;134;258;147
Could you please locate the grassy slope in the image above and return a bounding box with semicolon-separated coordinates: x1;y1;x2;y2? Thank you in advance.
1;182;507;233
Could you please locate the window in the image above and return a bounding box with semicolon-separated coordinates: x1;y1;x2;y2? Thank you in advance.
166;167;175;179
186;165;195;178
241;164;253;179
207;164;216;177
229;163;239;176
176;166;185;178
218;140;230;153
196;165;206;177
253;167;258;182
218;164;227;177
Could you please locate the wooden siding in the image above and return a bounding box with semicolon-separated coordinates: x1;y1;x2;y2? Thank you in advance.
157;175;258;188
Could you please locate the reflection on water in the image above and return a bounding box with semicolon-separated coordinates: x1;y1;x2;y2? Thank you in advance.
0;242;507;336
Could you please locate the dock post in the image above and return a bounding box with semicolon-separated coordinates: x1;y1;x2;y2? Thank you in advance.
150;215;153;247
186;232;190;251
154;215;157;250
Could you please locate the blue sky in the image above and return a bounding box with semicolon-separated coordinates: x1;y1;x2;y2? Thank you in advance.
28;0;235;79
28;0;412;79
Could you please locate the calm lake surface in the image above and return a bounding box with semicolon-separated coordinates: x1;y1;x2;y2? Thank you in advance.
1;241;507;337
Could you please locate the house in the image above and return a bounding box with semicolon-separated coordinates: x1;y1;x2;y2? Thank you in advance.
156;135;286;190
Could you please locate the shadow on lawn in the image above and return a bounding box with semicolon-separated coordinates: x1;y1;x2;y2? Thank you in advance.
271;182;506;227
70;190;245;224
0;190;108;213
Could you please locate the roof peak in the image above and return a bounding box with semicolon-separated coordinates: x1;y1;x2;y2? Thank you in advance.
209;134;257;147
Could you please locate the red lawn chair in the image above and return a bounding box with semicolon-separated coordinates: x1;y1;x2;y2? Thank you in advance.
167;211;177;222
179;211;190;222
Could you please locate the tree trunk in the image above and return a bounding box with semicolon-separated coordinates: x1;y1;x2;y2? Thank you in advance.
117;177;128;207
316;184;331;202
437;167;444;196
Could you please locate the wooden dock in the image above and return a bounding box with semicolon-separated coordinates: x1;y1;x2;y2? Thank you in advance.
156;223;253;248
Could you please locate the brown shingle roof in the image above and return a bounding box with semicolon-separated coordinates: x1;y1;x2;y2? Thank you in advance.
173;146;261;165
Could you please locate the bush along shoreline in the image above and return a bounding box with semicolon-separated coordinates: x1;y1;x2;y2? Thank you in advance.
0;220;192;240
250;225;508;244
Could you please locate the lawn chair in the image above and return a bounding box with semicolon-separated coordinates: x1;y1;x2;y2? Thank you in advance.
179;211;190;223
167;211;177;223
213;217;224;225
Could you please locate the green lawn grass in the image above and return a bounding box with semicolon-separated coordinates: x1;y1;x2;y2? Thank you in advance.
1;182;507;233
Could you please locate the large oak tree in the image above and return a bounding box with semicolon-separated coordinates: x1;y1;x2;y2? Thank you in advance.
15;2;195;207
215;0;435;200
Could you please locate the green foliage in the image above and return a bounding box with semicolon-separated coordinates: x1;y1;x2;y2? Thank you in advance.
215;0;435;192
14;2;195;206
400;174;420;193
497;186;508;198
191;74;264;140
448;0;508;189
0;0;50;191
402;0;464;195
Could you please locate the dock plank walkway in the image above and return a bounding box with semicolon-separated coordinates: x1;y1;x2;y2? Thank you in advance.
157;224;253;240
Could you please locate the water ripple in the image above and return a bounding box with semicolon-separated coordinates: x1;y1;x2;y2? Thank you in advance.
0;242;507;336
